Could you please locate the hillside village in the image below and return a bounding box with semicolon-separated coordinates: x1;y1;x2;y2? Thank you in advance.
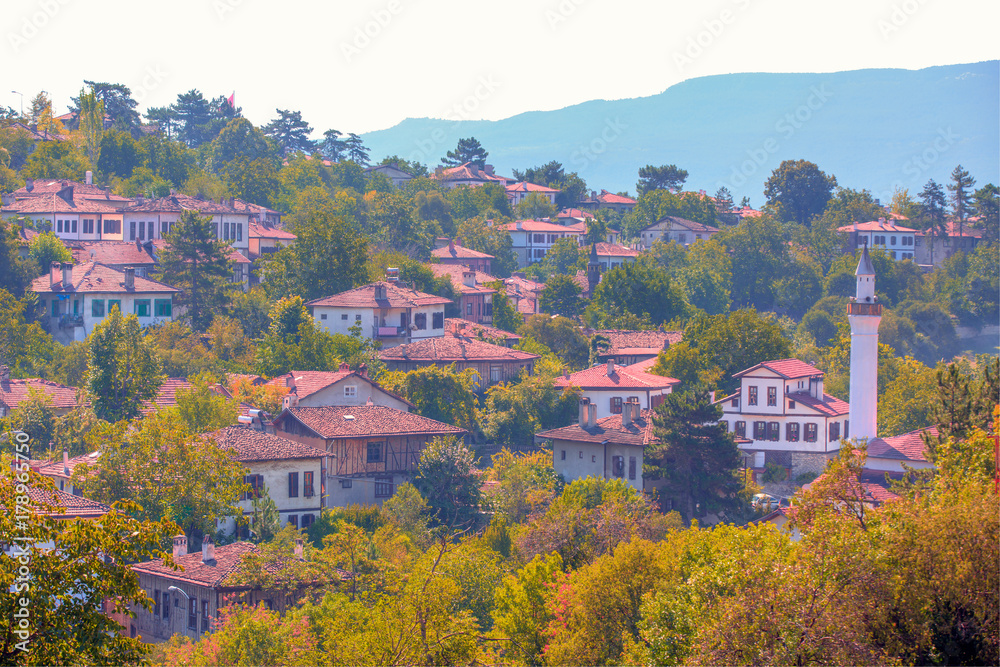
0;86;997;666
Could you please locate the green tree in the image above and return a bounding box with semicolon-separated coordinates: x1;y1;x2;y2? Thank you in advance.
484;281;522;333
156;210;235;331
493;552;563;666
482;364;581;448
533;237;583;280
518;315;589;370
225;156;280;208
413;436;482;528
263;108;314;155
879;356;936;437
320;129;347;161
76;85;105;164
764;159;837;226
97;129;145;179
344;133;370;166
6;387;57;456
0;290;54;377
26;232;72;277
539;274;583;318
648;389;744;522
717;213;792;309
947;164;976;239
441;137;488;169
483;448;558;524
973;183;999;243
212;116;270;168
172;89;215;147
590;259;692;327
380;365;480;437
636;163;688;196
0;221;34;298
171;372;240;433
918;178;949;264
86;306;164;422
71;80;141;135
515;192;558;220
456;216;518;277
678;238;732;315
20;140;91;181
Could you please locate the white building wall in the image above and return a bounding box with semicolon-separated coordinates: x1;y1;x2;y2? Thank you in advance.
552;440;644;492
219;457;324;535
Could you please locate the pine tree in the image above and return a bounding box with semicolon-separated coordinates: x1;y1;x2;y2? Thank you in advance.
344;133;370;165
441;137;488;169
262;108;314;155
156;210;235;331
86;306;164;422
947;165;976;240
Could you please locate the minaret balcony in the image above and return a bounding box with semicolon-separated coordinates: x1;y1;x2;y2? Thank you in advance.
847;302;882;316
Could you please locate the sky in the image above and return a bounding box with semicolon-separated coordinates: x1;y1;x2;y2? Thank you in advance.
3;0;999;137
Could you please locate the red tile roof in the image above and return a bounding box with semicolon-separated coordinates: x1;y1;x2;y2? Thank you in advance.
249;222;296;241
209;426;326;462
226;373;266;387
594;190;636;205
150;239;250;265
27;484;110;519
554;363;680;390
432;163;510;184
836;219;917;233
736;206;762;218
126;193;244;215
734;359;824;380
34;451;101;479
810;469;901;505
0;378;79;413
14;179;116;198
278;405;467;439
914;221;984;239
504;275;545;296
536;408;657;447
789;391;850;417
306;282;453;309
506;219;584;234
431;243;494;260
428;264;497;294
69;241;156;267
263;369;413;408
145;378;193;411
30;262;180;295
3;192;126;214
593;242;640;258
594;330;683;357
507;181;560;194
645;216;720;235
131;541;260;587
231;198;283;217
557;208;594;220
379;336;539;363
444;318;521;344
624;357;659;373
867;427;936;462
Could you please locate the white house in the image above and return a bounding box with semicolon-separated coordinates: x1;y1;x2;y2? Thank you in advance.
837;218;917;261
124;194;251;253
506;181;560;207
265;366;414;412
536;399;651;492
639;216;720;250
865;427;935;473
505;219;584;267
365;164;414;189
717;358;850;480
592;242;640;271
2;179;129;242
30;262;180;343
554;359;680;420
306;281;453;348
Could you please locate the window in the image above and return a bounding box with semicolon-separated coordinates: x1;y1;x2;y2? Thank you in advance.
628;456;637;480
162;591;170;620
288;514;298;529
161;220;170;235
788;399;796;409
678;233;687;243
612;456;625;478
560;450;566;460
134;300;150;317
129;221;137;240
374;476;393;498
91;299;105;317
367;441;384;463
890;236;897;245
288;472;299;498
611;397;623;414
414;313;427;330
432;312;444;329
57;219;63;233
533;233;545;243
237;223;243;242
108;299;121;314
466;302;474;316
592;455;597;463
753;421;766;439
804;423;818;442
50;300;58;317
302;514;315;528
138;220;145;240
154;299;172;317
344;385;357;398
83;219;94;234
748;386;758;406
787;422;800;442
148;221;154;239
201;600;210;633
303;471;314;497
731;397;739;408
355;314;362;321
341;313;348;320
768;422;780;441
243;474;263;500
321;313;327;320
188;598;197;630
844;420;849;438
829;422;841;442
71;219;77;233
154;589;161;618
735;421;746;437
767;387;777;406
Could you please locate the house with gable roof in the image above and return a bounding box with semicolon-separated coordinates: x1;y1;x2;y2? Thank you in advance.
265;366;414;412
639;215;720;250
554;359;680;419
428;264;497;325
505;219;584;267
591;329;684;366
431;238;493;274
579;189;637;214
837;218;917;261
430;162;513;189
506;181;560;206
2;178;130;241
365;163;415;189
379;333;540;388
0;367;78;418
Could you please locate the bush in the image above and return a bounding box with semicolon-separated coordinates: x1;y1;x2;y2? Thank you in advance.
795;471;818;485
760;462;787;484
306;504;384;547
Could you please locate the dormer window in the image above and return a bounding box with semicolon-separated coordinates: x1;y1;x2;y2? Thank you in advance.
344;385;357;397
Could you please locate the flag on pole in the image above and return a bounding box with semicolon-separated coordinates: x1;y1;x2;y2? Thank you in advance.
227;92;235;108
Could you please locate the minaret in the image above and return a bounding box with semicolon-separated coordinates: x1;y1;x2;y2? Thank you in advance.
847;241;882;441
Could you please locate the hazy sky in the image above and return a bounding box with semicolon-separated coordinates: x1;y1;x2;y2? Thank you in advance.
4;0;998;136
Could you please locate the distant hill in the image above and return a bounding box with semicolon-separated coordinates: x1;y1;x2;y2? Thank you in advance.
362;62;999;205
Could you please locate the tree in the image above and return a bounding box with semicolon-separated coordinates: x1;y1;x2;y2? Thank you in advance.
156;210;234;331
636;163;688;196
590;259;692;327
441;137;488;169
171;372;240;433
879;356;936;437
0;289;54;378
0;221;34;298
6;387;57;456
493;553;563;666
947;164;976;239
212;116;270;167
483;449;558;524
648;389;744;522
344;133;370;166
482;362;581;447
380;365;480;437
27;232;72;276
172;89;215;147
0;466;177;666
714;186;736;223
518;315;589;369
918;179;948;264
973;183;999;243
456;216;518;277
532;237;583;280
73;410;248;540
538;274;583;318
484;281;521;333
320;129;347;162
71;80;141;135
717;213;791;309
86;306;164;422
76;86;105;164
413;436;482;528
225;156;280;208
263;109;314;155
678;238;732;315
20;140;90;181
512;161;588;209
97;129;145;180
763;159;837;225
515;192;558;220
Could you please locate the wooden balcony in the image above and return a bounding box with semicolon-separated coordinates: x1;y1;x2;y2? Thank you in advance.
847;302;882;316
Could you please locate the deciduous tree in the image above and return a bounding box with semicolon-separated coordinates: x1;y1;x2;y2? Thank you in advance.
85;306;164;422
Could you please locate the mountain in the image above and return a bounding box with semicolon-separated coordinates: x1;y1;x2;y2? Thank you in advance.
361;62;999;205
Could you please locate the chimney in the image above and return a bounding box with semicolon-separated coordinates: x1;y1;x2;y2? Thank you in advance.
25;178;34;192
50;261;60;287
201;534;215;563
606;359;615;377
85;170;93;185
172;535;188;558
515;220;522;230
294;538;304;559
62;449;69;476
285;374;296;388
0;193;12;206
662;338;671;351
339;362;350;372
61;262;73;287
462;271;475;287
484;164;494;175
124;267;135;290
587;403;596;429
0;366;10;383
578;398;591;428
622;402;633;428
852;220;858;231
358;363;368;378
448;238;455;252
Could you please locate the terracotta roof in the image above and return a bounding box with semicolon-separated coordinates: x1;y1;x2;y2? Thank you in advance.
226;373;266;387
0;378;79;413
593;242;640;258
507;181;560;194
810;470;901;505
231;198;283;217
867;427;936;462
644;216;720;235
3;192;125;214
13;179;130;200
431;243;494;260
306;281;452;309
914;221;984;239
444;318;521;343
594;190;636;205
788;391;850;417
595;330;683;357
278;405;467;439
34;451;101;479
432;163;510;184
30;262;180;295
26;484;110;519
249;222;296;241
733;359;824;380
145;378;193;411
69;241;156;266
506;219;584;234
263;369;413;409
836;219;917;233
736;206;762;218
379;336;539;363
210;426;325;462
557;208;594;220
624;357;659;373
554;363;680;390
131;541;260;587
536;408;657;447
428;264;497;295
504;275;545;296
150;239;250;265
125;193;245;215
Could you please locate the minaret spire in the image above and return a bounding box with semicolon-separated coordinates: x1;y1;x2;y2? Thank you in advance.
848;239;881;442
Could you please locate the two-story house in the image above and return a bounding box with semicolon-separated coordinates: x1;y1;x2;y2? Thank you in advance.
306;281;453;348
639;216;719;250
31;262;180;344
578;190;637;214
427;264;496;324
837;219;917;261
554;359;680;419
123;194;251;255
913;221;983;266
431;239;493;274
506;181;560;207
379;334;540;388
717;359;850;480
2;179;129;241
592;242;640;271
506;219;584;267
266;366;414;412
